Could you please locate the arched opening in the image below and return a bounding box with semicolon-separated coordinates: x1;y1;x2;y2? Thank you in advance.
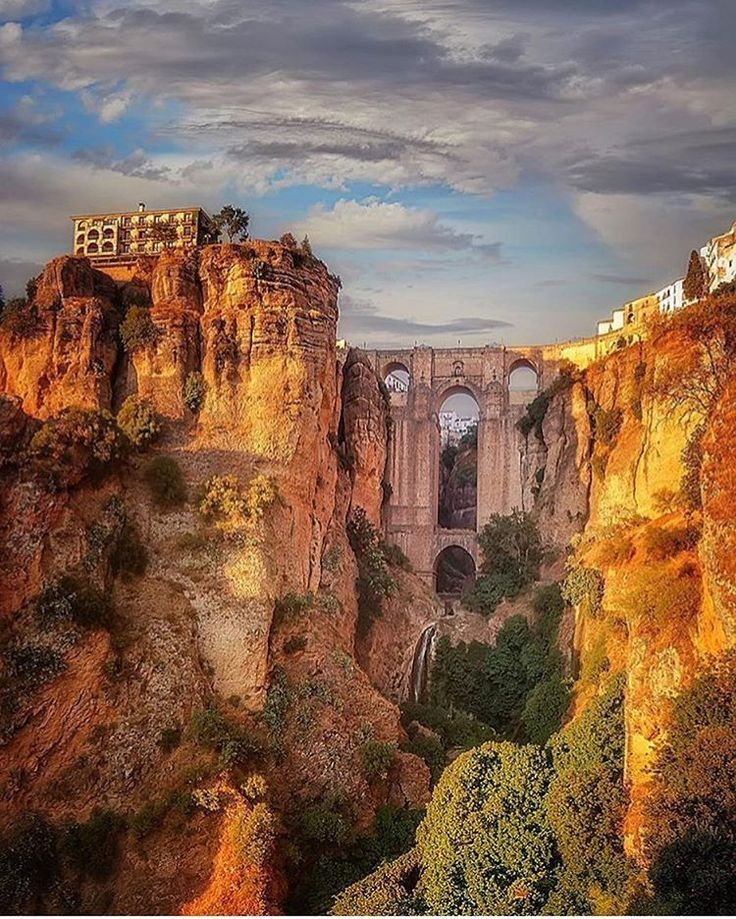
87;242;99;254
102;240;114;252
87;228;99;240
438;387;479;530
76;234;85;246
508;360;538;392
102;227;115;239
435;546;476;596
384;361;410;394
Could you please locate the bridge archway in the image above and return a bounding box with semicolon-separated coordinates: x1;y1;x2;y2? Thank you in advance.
508;357;539;392
383;361;410;394
437;385;479;531
434;545;476;595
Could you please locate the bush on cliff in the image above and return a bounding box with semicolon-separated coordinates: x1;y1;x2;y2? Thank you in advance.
463;510;542;616
196;473;277;531
144;455;187;508
359;740;396;782
184;371;207;414
37;575;115;631
109;523;148;578
31;408;127;487
120;305;158;351
346;507;396;635
116;396;159;449
642;651;736;914
0;298;38;338
0;814;58;913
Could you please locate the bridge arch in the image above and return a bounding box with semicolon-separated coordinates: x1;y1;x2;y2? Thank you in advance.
434;543;477;595
507;356;540;391
433;380;484;415
383;360;411;394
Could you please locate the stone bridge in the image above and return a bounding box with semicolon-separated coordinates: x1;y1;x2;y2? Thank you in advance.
366;344;574;587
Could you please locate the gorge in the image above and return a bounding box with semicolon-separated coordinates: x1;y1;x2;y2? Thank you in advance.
0;239;735;915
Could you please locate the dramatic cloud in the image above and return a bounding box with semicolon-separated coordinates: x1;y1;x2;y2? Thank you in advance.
339;294;511;345
0;0;734;344
298;199;502;257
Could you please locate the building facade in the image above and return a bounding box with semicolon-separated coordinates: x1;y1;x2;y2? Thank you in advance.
71;203;217;265
701;221;736;292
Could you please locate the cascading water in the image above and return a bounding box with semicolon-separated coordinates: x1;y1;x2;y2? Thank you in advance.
409;624;437;703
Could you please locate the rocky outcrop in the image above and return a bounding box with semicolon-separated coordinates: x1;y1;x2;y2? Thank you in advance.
340;349;390;527
0;257;120;418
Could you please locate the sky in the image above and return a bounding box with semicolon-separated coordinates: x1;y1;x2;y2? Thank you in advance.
0;0;735;348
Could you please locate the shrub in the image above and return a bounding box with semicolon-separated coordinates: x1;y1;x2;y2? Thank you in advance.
347;508;396;635
417;741;557;915
522;675;571;745
401;731;446;785
196;473;276;530
176;530;207;551
159;726;182;752
37;576;114;631
562;562;604;618
144;455;187;508
466;510;543;616
400;701;494;753
190;707;260;768
31;408;127;486
592;405;623;446
109;523;148;578
116;397;159;449
382;542;412;571
61;808;125;880
545;678;629;913
618;562;700;633
0;298;38;338
273;592;314;628
262;668;292;743
121;283;150;309
119;305;157;351
360;740;395;782
0;814;58;912
184;371;207;414
300;793;350;846
332;848;423;916
5;643;65;689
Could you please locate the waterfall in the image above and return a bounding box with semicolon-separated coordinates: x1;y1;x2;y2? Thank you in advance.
409;624;437;704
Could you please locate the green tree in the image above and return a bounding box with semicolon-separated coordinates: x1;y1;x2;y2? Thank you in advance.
682;249;707;303
417;741;556;915
212;205;250;243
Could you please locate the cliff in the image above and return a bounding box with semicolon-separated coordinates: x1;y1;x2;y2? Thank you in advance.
0;246;429;914
523;310;736;857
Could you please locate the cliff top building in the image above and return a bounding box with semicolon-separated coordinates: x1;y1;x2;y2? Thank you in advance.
70;203;218;267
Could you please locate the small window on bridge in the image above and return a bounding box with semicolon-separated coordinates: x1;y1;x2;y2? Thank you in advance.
384;363;410;393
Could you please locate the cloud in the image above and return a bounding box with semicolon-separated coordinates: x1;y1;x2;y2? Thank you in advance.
590;272;653;286
0;257;43;298
0;0;50;18
298;199;502;257
339;293;511;344
72;146;171;181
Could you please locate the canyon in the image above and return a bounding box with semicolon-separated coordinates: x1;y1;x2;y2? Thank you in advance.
0;240;735;914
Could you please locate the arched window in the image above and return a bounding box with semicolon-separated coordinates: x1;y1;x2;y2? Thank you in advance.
508;361;539;393
438;387;479;531
103;226;115;239
87;228;99;240
384;362;410;394
87;242;99;254
76;234;85;246
452;360;464;377
102;240;114;252
435;546;476;595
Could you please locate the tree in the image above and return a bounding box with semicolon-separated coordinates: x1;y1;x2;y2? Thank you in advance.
212;205;250;243
683;249;707;303
149;221;178;251
0;284;5;316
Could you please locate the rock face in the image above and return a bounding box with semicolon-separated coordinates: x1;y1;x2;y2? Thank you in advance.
526;329;736;858
0;244;428;914
0;257;119;417
438;441;477;530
